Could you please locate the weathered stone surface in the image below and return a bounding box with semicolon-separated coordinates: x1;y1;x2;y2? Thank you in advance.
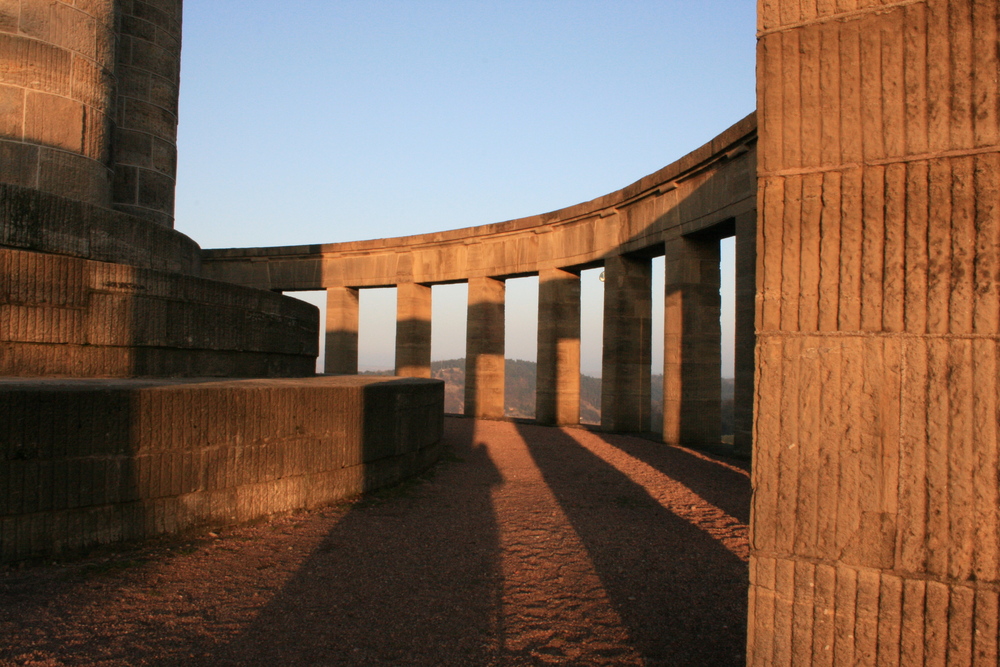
1;245;318;377
0;375;444;562
750;1;1000;663
0;2;115;208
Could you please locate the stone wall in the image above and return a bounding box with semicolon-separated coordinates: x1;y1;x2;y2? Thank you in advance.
0;376;444;562
750;1;1000;663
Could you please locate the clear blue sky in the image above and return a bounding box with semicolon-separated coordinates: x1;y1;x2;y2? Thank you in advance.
173;1;757;375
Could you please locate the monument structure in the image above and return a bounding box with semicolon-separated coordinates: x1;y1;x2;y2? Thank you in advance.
0;0;442;563
1;0;997;664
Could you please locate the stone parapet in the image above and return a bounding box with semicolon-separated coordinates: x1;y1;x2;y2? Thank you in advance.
0;375;444;562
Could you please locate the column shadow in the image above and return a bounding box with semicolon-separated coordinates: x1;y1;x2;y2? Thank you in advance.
190;418;506;667
587;429;751;525
514;421;749;667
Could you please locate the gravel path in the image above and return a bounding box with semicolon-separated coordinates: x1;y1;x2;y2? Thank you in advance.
0;418;750;666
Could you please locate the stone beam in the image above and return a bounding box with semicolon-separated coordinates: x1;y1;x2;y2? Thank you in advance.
601;254;651;432
465;276;505;419
325;286;359;374
395;282;432;378
663;235;721;446
536;268;581;425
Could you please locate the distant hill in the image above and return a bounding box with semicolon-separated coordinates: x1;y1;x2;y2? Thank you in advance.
421;359;735;434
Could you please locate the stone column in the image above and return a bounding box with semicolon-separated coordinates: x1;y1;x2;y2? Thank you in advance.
395;282;432;378
465;276;505;419
751;2;1000;663
601;254;651;432
536;268;580;425
662;235;721;446
0;0;117;206
733;209;756;458
112;0;184;227
324;287;359;374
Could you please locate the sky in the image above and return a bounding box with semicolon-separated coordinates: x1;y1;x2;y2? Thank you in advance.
173;1;757;376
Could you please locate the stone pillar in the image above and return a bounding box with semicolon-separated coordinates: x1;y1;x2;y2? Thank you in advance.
0;0;117;206
601;254;651;432
662;235;721;446
325;287;359;375
112;0;184;227
536;268;580;425
395;282;432;378
465;276;505;419
733;210;756;458
751;2;1000;664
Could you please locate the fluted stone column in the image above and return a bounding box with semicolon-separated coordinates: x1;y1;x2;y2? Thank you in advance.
751;1;1000;664
733;209;756;458
536;267;580;425
395;282;432;378
325;287;359;375
465;276;505;419
601;254;651;432
662;235;721;446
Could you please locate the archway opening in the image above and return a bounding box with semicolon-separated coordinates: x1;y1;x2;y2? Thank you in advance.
504;275;539;419
579;267;604;425
358;287;396;374
431;282;468;414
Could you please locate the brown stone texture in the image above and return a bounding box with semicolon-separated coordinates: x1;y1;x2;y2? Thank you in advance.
466;275;505;419
324;286;359;375
734;209;757;457
0;417;749;665
1;245;318;377
395;281;432;378
0;376;444;562
602;253;652;432
663;233;721;446
1;183;201;273
535;267;580;425
111;0;182;227
751;0;1000;663
0;0;117;207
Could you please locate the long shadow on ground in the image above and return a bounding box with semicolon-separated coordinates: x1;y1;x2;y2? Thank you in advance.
196;418;505;666
514;422;750;667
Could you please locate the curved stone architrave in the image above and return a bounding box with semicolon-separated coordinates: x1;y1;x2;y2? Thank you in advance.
200;114;757;291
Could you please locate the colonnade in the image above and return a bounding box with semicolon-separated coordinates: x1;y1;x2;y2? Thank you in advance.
321;210;755;453
201;114;758;454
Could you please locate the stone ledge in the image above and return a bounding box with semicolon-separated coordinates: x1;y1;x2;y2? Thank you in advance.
0;184;202;274
0;376;445;562
1;246;319;377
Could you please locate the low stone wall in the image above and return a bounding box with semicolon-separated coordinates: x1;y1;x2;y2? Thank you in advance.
0;376;444;562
